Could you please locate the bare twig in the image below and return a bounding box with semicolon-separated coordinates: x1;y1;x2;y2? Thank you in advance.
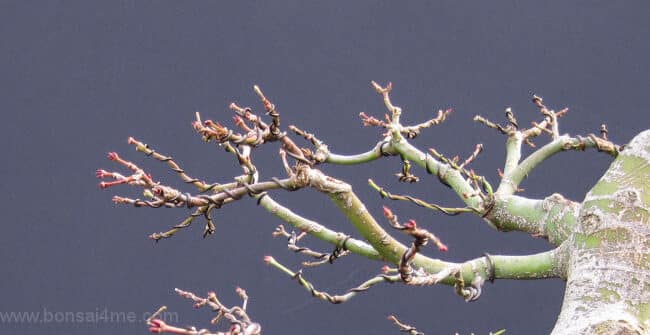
369;179;478;216
147;288;261;335
400;108;452;139
272;225;350;267
264;256;400;304
387;315;425;335
128;136;236;193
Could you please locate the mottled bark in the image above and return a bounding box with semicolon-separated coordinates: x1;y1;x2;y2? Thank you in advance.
551;130;650;335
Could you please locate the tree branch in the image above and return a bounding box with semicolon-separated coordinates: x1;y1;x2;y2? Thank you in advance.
255;193;382;260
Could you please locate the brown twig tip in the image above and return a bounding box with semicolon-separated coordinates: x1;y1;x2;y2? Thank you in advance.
253;85;275;113
388;315;425;335
556;107;569;117
229;102;246;114
95;169;110;179
371;80;392;93
359;112;387;127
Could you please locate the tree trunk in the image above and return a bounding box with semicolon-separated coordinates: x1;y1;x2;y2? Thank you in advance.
551;130;650;335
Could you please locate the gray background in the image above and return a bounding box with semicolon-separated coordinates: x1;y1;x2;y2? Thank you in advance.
1;1;648;334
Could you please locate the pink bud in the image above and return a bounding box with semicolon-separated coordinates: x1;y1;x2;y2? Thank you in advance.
382;206;393;218
127;137;136;144
438;244;448;252
405;219;417;229
381;265;391;274
107;152;119;161
99;181;108;189
263;255;274;264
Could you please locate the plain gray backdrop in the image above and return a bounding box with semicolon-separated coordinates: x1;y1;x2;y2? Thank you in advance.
1;1;649;334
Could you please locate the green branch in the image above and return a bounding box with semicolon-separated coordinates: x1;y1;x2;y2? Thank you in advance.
325;140;395;165
255;194;382;260
498;135;618;195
